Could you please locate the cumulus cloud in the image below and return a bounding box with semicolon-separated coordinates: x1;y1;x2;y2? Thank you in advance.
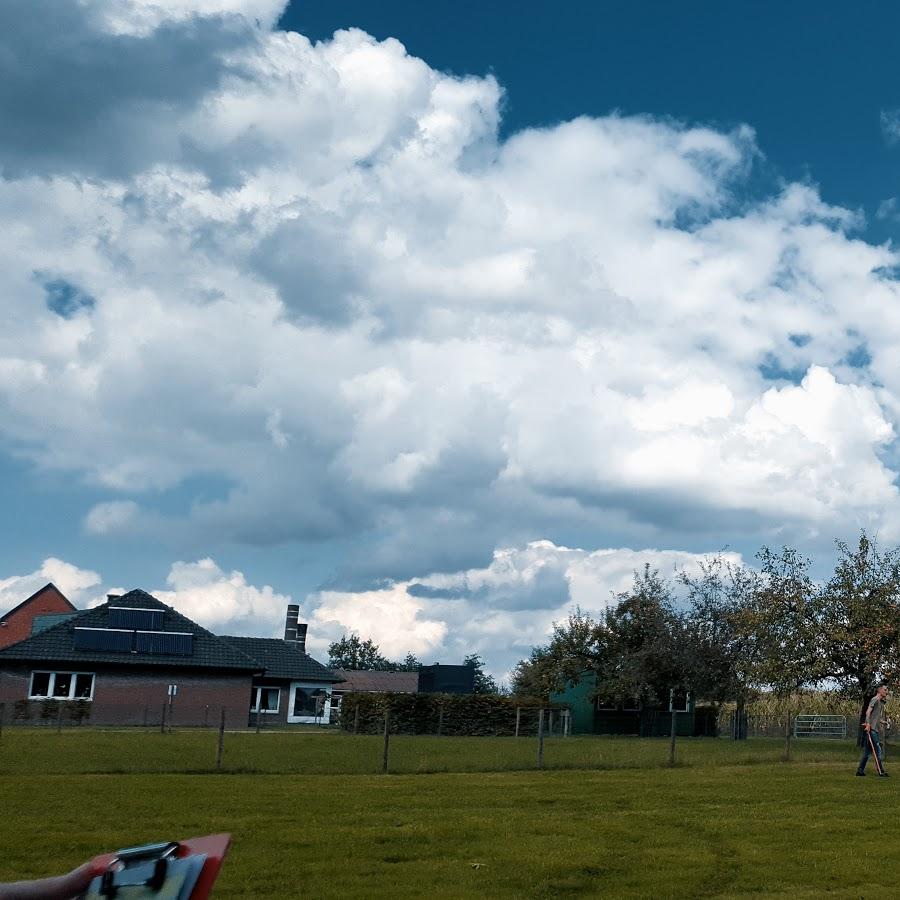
0;558;102;610
2;0;900;600
153;558;292;635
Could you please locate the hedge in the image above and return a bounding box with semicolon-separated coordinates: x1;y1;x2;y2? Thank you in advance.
338;692;568;737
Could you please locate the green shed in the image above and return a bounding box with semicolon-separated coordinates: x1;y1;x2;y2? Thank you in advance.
550;670;697;737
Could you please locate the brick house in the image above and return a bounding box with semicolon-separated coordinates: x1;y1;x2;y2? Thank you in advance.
0;583;77;650
222;603;341;725
0;592;339;728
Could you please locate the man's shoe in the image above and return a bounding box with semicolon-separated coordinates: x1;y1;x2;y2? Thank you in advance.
879;772;890;777
856;770;866;776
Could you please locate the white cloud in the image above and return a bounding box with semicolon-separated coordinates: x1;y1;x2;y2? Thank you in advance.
2;2;900;591
882;109;900;144
0;558;102;610
307;585;448;660
154;558;292;635
83;500;140;535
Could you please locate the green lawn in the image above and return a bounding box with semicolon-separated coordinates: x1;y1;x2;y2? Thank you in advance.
0;732;893;898
0;728;868;775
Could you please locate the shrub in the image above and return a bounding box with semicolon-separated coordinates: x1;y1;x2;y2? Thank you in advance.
339;692;566;736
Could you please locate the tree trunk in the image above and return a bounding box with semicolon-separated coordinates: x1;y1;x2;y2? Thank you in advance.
734;698;746;741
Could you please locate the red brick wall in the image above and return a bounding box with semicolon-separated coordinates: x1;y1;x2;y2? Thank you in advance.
0;586;75;649
0;665;254;728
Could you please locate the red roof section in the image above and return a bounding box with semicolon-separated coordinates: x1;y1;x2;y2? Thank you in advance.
331;669;419;693
0;583;76;650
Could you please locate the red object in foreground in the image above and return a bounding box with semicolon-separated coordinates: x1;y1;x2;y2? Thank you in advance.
86;833;231;898
177;834;231;898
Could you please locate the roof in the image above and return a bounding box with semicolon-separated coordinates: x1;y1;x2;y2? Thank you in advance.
331;669;419;693
0;583;76;624
221;636;339;682
0;590;261;672
31;613;78;635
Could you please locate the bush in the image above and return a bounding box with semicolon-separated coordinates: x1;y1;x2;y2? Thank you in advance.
339;692;566;736
68;700;92;725
13;699;31;722
39;699;60;725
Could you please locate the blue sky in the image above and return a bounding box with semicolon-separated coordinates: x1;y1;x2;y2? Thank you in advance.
2;0;900;675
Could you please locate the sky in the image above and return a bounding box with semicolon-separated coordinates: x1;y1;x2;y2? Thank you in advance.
3;0;900;678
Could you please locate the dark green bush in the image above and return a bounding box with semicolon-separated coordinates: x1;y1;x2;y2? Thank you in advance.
339;692;566;736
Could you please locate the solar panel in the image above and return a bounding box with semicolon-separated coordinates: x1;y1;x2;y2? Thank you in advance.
73;627;134;653
134;631;193;656
108;607;164;630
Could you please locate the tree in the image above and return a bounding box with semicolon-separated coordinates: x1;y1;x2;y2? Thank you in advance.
510;607;602;699
327;633;392;670
818;532;900;745
395;652;422;672
679;556;761;738
749;546;823;760
464;653;500;694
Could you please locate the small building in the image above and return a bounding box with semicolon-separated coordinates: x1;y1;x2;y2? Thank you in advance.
550;671;697;737
0;583;77;650
223;605;340;725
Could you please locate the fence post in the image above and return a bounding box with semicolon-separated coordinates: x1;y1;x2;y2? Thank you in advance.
160;702;167;734
0;702;4;742
437;703;444;737
382;706;391;774
255;705;261;735
353;702;360;735
204;704;209;729
143;704;149;728
668;710;678;767
515;707;521;738
536;708;545;770
57;705;64;734
563;709;570;737
216;708;226;771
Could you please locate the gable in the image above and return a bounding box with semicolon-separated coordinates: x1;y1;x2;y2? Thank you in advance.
0;583;77;650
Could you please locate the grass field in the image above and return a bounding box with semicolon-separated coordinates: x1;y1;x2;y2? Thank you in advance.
0;730;894;898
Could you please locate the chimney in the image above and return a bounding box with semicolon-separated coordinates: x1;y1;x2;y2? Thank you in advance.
284;605;308;652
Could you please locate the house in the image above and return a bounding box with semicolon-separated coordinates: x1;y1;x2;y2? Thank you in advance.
0;592;339;728
0;589;262;727
0;583;77;649
222;605;340;725
550;670;699;737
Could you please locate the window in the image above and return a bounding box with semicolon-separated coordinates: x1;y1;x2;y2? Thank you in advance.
29;671;94;701
669;690;690;712
252;687;280;714
292;688;328;717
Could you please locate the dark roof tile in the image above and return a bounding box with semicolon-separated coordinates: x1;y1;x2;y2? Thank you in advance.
221;636;338;682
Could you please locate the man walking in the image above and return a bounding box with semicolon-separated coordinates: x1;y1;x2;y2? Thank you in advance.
857;684;889;777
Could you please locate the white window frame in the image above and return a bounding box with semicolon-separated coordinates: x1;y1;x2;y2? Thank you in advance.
29;671;95;701
251;686;281;714
669;689;690;713
287;682;332;724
